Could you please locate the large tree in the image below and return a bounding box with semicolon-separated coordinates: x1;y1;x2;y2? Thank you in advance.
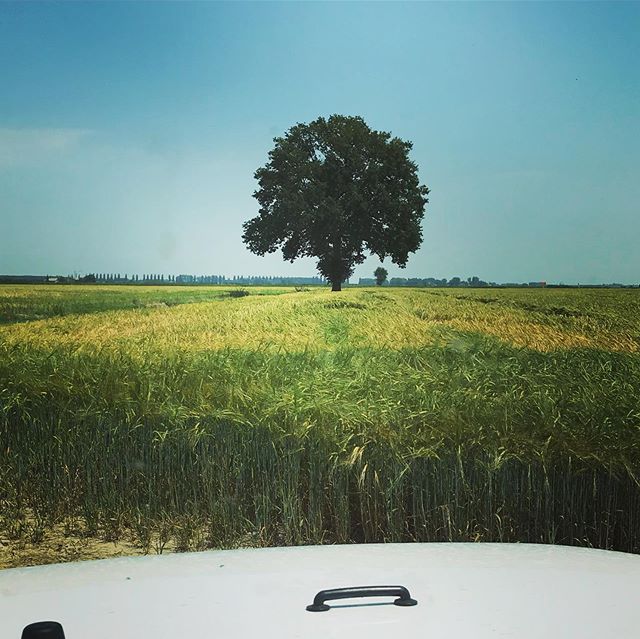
242;115;429;291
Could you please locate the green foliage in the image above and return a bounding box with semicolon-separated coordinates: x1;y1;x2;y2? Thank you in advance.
242;115;429;291
0;285;285;324
374;266;388;286
227;289;250;298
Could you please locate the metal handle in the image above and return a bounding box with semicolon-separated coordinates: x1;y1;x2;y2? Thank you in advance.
306;585;417;611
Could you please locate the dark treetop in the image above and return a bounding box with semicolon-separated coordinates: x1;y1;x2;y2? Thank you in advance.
242;115;429;291
374;266;389;286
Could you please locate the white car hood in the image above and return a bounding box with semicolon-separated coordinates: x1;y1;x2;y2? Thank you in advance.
2;542;639;638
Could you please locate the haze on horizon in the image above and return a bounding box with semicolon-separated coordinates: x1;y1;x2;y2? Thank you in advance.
1;2;638;284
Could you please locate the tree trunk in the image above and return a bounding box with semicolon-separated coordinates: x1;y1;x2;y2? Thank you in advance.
329;235;343;292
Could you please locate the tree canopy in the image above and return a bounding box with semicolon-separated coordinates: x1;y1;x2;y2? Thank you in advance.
242;115;429;291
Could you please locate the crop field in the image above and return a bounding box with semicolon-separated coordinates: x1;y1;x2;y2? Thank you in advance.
1;284;639;567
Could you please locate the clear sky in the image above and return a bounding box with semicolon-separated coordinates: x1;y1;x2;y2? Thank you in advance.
1;1;638;283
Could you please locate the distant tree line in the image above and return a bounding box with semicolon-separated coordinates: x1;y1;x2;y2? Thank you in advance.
359;275;500;287
357;276;635;288
358;276;548;288
88;274;329;286
0;274;637;288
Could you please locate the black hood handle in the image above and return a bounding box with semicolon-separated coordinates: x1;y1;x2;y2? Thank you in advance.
306;585;418;611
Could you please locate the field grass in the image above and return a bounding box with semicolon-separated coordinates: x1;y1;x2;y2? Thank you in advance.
1;285;639;565
0;284;287;324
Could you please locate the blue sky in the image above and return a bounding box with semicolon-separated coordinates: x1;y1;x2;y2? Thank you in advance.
1;1;638;283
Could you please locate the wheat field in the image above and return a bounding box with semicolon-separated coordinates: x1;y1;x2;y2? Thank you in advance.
1;285;639;566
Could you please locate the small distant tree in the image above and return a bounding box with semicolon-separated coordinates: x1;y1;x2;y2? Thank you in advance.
374;267;388;286
468;275;487;287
